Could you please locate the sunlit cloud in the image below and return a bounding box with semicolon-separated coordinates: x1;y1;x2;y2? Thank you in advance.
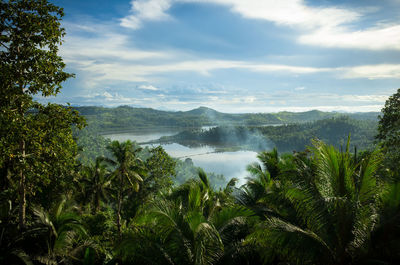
192;0;359;28
120;0;172;29
44;1;400;113
139;85;159;91
299;24;400;50
61;33;170;62
120;0;400;51
121;0;359;30
66;58;335;86
340;64;400;79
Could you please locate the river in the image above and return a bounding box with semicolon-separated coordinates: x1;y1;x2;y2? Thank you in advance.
103;127;259;185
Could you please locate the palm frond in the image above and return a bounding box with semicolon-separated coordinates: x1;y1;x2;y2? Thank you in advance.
247;216;333;264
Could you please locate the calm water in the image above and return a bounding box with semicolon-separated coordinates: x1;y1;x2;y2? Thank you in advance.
103;128;259;184
103;129;180;143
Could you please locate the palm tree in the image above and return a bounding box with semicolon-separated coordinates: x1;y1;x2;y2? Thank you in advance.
81;157;112;214
106;140;145;235
247;140;383;265
240;148;297;219
369;182;400;263
116;171;255;265
26;197;90;264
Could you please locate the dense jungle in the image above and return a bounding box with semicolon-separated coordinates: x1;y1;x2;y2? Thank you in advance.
1;1;400;265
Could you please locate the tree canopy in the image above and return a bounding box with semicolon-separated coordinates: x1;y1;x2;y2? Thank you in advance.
0;0;84;229
376;88;400;176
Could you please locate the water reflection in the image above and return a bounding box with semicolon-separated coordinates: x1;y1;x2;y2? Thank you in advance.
103;130;180;143
188;150;257;185
104;130;259;184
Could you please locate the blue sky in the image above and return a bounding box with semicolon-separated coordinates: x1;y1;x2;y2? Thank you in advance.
43;0;400;112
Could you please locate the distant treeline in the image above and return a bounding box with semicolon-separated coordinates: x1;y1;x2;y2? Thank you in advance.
150;116;377;152
74;105;379;132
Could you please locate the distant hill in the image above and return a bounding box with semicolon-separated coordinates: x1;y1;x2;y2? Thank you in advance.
74;105;379;132
149;116;377;153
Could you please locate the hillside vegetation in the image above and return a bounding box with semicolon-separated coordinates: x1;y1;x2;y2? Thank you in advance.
150;116;377;152
75;105;379;132
2;2;400;265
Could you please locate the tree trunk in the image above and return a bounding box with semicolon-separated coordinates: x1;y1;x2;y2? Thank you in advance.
18;139;26;230
18;69;27;230
116;174;123;236
94;193;100;214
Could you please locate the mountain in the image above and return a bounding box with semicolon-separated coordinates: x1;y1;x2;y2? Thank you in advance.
74;106;380;133
185;106;218;115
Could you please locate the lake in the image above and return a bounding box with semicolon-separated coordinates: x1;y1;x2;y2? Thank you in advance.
103;127;259;185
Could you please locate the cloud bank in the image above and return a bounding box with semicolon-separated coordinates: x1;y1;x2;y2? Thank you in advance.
121;0;400;51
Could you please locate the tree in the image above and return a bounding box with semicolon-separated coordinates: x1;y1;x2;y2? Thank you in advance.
116;172;255;265
80;157;112;214
29;197;89;264
0;0;84;229
122;146;176;221
247;140;383;265
376;88;400;175
106;140;145;235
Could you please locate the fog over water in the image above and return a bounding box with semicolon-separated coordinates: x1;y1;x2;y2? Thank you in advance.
104;128;259;184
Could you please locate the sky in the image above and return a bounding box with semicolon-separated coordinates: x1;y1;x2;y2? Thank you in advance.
42;0;400;113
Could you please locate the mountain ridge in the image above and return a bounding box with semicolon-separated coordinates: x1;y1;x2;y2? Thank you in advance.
74;105;379;133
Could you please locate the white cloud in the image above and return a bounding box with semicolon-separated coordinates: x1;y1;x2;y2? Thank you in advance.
60;20;400;88
61;33;170;62
339;94;388;103
120;0;400;51
193;0;358;28
299;24;400;50
244;96;256;103
295;86;305;91
340;64;400;79
120;0;172;29
264;105;384;113
69;58;334;86
64;43;400;87
245;64;329;74
103;92;113;99
78;92;161;106
121;0;359;30
139;84;160;90
120;15;142;30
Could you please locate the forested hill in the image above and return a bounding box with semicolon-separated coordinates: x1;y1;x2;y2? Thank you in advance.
75;105;379;132
150;116;377;152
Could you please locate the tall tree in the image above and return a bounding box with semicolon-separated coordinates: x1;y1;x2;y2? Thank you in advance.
247;140;383;264
81;157;112;214
0;0;84;229
106;140;144;235
116;172;255;265
376;88;400;176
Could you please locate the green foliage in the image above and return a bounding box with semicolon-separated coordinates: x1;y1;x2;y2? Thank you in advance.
74;105;378;134
0;0;73;98
155;117;377;153
175;158;227;189
74;126;111;165
259;116;377;152
0;0;85;228
115;172;256;265
29;197;89;263
105;140;145;235
79;158;112;214
376;88;400;176
245;140;385;265
157;126;271;151
2;2;400;264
